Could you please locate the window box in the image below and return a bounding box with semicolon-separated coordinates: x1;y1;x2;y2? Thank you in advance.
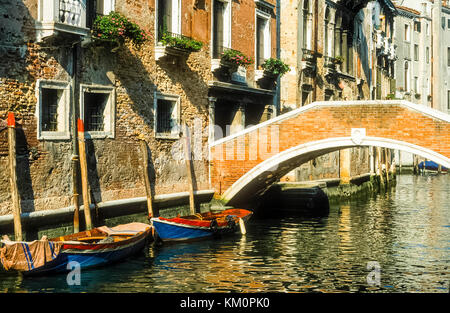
155;32;203;61
79;84;115;139
36;79;71;140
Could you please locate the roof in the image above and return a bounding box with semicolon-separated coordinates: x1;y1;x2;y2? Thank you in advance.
395;5;420;16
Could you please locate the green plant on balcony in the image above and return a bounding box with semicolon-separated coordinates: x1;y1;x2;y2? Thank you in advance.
333;55;344;64
261;58;290;78
92;12;151;46
160;32;203;52
220;49;253;67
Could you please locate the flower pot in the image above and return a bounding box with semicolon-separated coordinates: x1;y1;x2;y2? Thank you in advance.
220;60;239;74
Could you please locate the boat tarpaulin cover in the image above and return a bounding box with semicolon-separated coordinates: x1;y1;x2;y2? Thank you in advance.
0;238;62;271
97;222;151;236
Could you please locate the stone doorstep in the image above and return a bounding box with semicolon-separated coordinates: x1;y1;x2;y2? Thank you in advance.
0;190;215;230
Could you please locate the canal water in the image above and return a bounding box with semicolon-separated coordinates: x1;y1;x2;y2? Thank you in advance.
0;174;449;293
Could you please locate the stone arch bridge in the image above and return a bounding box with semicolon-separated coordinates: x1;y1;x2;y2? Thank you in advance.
209;100;450;206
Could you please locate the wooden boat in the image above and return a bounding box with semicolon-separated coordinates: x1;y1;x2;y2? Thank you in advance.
151;209;253;242
0;222;151;276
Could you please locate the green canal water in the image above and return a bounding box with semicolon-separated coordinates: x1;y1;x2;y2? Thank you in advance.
0;174;449;293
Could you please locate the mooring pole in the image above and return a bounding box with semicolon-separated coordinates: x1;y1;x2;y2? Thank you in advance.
77;118;93;230
184;124;196;215
7;113;22;241
140;139;155;218
71;42;80;233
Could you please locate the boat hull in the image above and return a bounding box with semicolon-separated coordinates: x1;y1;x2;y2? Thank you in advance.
151;209;253;242
23;231;150;276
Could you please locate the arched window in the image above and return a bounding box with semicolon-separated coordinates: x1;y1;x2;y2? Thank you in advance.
302;0;312;50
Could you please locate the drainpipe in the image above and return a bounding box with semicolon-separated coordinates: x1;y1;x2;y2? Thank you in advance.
312;0;318;102
275;0;281;116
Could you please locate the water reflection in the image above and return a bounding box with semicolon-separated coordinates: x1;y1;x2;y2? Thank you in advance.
0;174;448;293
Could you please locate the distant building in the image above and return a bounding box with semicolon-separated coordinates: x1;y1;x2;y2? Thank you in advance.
393;0;450;113
393;4;432;106
279;0;398;183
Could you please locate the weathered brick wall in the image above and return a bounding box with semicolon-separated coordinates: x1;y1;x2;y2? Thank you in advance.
0;0;213;215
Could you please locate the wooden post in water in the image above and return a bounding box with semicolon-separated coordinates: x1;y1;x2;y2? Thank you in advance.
376;147;385;189
183;124;196;215
384;148;390;185
77;119;93;230
72;154;80;233
7;113;22;241
140;139;154;218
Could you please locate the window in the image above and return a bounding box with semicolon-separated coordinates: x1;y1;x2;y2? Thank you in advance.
414;21;421;33
448;19;450;29
448;47;450;67
256;10;271;68
36;80;70;140
448;90;450;110
303;0;313;50
154;93;180;139
212;0;231;58
157;0;181;41
414;76;418;93
426;47;430;64
80;84;115;139
414;44;419;61
404;61;410;91
87;0;115;28
404;24;410;41
324;7;330;57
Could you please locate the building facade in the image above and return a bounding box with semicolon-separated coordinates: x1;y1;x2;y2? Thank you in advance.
0;0;279;216
393;4;432;106
279;0;398;182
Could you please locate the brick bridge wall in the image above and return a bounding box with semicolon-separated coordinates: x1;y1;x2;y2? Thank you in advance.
210;100;450;204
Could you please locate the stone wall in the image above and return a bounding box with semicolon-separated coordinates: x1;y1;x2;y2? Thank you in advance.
0;0;213;216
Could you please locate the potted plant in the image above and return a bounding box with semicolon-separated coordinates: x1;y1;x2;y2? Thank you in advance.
220;49;253;73
332;55;344;64
261;58;290;78
92;12;151;49
160;32;203;52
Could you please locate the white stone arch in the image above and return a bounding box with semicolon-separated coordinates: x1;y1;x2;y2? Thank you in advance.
221;136;450;204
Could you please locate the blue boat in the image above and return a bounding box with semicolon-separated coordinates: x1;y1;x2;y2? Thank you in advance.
0;222;151;276
418;160;448;172
151;209;253;242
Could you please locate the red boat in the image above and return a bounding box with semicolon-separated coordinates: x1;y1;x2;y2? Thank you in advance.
151;209;253;242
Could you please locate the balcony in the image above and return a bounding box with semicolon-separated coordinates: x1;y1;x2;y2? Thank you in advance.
36;0;90;43
301;49;321;76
